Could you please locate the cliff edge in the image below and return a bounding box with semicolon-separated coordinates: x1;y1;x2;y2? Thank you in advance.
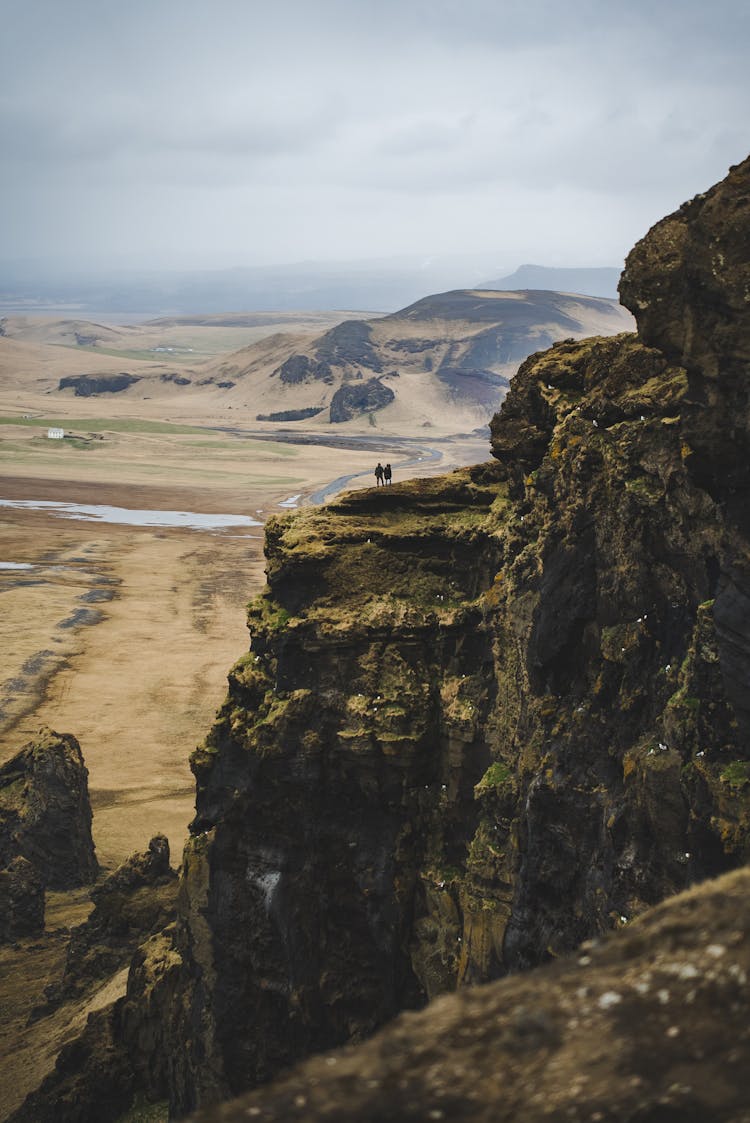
158;156;750;1115
10;156;750;1121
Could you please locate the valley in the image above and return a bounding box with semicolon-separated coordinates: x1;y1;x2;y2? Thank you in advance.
0;302;511;873
0;285;638;1120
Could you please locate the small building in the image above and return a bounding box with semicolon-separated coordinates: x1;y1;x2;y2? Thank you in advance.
47;428;64;440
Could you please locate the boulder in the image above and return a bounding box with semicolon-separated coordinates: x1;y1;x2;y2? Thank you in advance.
329;377;394;421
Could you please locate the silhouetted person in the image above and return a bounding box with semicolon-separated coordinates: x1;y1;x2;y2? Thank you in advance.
375;462;384;486
384;463;392;485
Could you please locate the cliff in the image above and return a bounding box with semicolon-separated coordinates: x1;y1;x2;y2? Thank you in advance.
10;157;750;1121
196;864;750;1123
155;157;750;1114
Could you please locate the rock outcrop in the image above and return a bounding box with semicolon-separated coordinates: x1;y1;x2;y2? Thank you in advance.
0;856;44;942
58;373;140;395
195;864;750;1123
275;355;333;385
10;157;750;1122
0;729;98;902
45;834;178;1007
328;377;395;421
158;157;750;1115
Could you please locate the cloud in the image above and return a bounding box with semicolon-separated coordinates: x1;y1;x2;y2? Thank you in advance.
0;0;748;271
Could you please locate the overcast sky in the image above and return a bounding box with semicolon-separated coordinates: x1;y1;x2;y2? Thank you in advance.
1;0;748;275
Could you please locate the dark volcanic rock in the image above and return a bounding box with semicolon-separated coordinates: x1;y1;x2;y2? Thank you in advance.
47;834;178;1006
620;155;750;514
256;407;324;422
0;856;44;941
329;377;394;422
274;354;333;384
160;373;192;386
0;728;98;891
160;158;750;1114
58;373;140;396
315;320;382;372
8;1002;137;1123
195;866;750;1123
14;158;750;1123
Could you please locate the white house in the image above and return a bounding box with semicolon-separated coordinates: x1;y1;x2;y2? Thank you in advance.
47;428;64;439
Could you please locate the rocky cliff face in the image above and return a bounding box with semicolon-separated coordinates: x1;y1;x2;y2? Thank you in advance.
196;864;750;1123
44;834;177;1009
142;158;750;1116
10;159;750;1122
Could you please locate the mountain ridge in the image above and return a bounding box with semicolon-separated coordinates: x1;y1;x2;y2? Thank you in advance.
479;263;622;299
206;288;633;434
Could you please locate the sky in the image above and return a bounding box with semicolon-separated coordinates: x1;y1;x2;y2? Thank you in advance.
1;0;749;276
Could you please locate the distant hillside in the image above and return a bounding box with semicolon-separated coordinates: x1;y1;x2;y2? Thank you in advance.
479;264;622;299
206;288;635;434
0;289;635;437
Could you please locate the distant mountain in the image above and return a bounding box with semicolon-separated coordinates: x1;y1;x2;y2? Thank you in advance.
0;255;507;317
479;264;622;300
206;288;635;433
0;288;635;436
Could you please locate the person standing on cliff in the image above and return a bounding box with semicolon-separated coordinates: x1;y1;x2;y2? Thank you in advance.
384;463;392;485
375;462;384;486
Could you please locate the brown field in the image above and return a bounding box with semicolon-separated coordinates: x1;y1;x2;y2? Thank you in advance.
0;435;399;870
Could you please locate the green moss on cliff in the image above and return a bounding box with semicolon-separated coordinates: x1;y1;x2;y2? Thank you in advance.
720;761;750;789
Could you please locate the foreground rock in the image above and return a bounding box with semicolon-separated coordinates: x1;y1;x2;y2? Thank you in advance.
0;728;97;934
195;865;750;1123
146;158;750;1119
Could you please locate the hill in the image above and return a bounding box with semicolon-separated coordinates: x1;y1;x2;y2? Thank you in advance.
205;288;634;435
0;292;633;436
479;263;622;298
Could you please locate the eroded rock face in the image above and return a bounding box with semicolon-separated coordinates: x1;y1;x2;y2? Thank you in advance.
0;728;98;893
192;866;750;1123
329;377;395;421
162;158;750;1115
58;373;140;395
46;834;178;1007
14;159;750;1122
275;355;333;385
